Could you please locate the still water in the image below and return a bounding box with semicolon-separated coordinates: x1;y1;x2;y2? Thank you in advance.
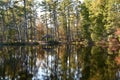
0;45;120;80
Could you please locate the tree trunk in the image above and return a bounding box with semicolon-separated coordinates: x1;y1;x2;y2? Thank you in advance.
23;0;28;42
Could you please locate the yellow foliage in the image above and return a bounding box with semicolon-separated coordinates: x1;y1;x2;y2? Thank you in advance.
46;0;51;3
2;0;8;3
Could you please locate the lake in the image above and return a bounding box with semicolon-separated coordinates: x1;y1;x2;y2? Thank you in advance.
0;45;120;80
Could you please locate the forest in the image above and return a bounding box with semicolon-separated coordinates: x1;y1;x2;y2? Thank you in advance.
0;0;120;80
0;0;120;46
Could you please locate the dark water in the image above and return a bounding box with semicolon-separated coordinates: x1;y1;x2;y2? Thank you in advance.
0;45;120;80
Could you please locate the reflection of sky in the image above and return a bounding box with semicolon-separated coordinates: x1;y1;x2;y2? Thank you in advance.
33;53;82;80
116;70;120;79
33;54;57;80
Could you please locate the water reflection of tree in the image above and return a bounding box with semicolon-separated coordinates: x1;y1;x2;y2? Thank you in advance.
82;46;117;80
0;46;37;80
61;45;82;80
79;46;91;80
35;45;120;80
35;45;60;80
36;45;83;80
1;45;119;79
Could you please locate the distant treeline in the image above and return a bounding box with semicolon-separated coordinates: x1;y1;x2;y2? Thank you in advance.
0;0;120;45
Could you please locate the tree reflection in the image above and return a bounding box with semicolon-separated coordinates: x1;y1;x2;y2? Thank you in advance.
60;45;82;80
35;45;83;80
35;45;60;80
87;46;117;80
0;45;120;80
0;46;37;80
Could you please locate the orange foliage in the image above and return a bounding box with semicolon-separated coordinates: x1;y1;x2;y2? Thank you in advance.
115;28;120;35
115;56;120;65
36;22;45;40
36;22;45;33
